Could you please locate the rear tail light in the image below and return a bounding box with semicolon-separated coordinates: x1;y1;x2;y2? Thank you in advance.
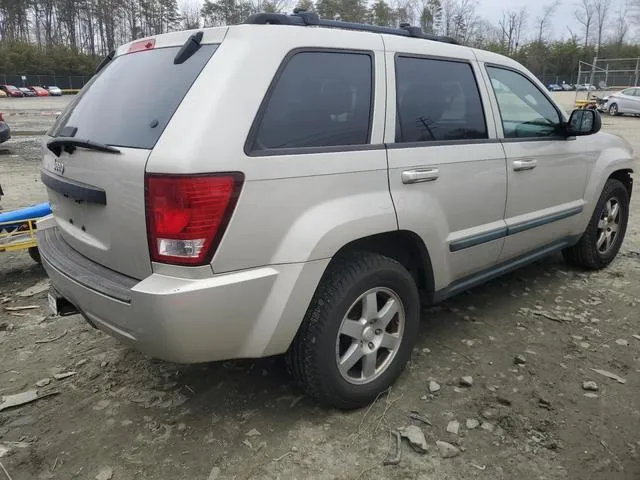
145;173;243;266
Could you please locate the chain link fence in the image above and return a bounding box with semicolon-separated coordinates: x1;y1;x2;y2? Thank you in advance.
0;73;92;89
576;57;640;90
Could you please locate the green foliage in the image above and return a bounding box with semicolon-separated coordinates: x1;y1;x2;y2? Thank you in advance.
421;0;442;34
369;0;395;27
0;41;98;74
201;0;256;26
295;0;315;11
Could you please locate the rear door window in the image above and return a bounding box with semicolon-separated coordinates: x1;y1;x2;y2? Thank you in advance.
50;44;218;149
395;56;488;143
248;51;373;152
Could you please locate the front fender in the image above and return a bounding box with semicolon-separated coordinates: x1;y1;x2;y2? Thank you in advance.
579;133;634;230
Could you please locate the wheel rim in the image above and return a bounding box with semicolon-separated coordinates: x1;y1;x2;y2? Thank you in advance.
609;104;618;115
335;287;405;385
596;197;621;254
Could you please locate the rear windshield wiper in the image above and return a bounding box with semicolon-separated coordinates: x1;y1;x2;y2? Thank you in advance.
95;50;115;74
47;137;121;157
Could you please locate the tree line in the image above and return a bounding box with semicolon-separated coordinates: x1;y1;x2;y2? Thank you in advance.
0;0;639;84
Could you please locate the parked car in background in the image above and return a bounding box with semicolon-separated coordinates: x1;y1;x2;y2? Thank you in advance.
0;85;23;97
561;83;575;91
19;87;36;97
600;87;640;116
29;86;50;97
0;113;10;143
547;84;563;91
577;83;597;91
47;86;63;96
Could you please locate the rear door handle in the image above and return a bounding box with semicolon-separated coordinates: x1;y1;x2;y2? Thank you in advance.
401;168;440;184
512;159;537;171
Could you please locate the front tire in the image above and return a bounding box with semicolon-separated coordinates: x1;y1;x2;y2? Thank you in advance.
563;179;629;269
608;103;619;116
287;252;420;410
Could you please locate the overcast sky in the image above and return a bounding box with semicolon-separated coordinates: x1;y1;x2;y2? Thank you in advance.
185;0;611;42
476;0;581;40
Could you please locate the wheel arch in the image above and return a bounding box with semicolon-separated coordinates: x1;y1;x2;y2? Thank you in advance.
608;168;633;198
333;230;436;303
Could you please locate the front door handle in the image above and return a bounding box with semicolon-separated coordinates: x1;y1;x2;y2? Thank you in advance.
401;168;440;184
513;159;537;171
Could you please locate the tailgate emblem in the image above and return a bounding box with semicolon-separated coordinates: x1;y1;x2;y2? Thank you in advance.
53;159;65;175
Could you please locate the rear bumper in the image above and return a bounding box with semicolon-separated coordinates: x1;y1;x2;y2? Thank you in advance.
38;225;327;363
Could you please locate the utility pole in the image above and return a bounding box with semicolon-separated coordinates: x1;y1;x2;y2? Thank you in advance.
588;56;597;99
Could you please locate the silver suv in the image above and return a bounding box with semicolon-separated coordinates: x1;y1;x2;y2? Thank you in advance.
38;12;633;409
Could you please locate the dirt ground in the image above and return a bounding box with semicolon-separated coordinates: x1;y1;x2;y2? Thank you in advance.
1;94;639;480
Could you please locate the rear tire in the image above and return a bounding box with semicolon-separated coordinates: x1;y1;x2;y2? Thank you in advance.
28;247;42;264
286;251;420;410
562;179;629;269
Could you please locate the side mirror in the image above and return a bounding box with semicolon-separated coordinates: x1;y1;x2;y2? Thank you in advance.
566;108;601;136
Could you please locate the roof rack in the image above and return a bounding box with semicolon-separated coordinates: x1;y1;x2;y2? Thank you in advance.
244;11;459;45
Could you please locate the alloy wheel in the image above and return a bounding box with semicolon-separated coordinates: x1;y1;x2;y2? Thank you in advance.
335;287;405;385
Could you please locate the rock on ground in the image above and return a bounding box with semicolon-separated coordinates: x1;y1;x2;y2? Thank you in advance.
582;381;599;391
400;425;428;453
428;380;441;393
466;419;480;429
446;420;460;435
95;467;113;480
35;378;51;387
459;376;473;387
436;440;460;458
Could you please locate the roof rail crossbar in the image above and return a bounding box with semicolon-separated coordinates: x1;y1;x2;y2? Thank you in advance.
244;11;459;45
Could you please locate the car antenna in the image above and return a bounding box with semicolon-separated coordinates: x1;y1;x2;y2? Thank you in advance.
174;31;204;65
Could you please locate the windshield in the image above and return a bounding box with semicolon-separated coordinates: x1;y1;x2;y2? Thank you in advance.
49;44;218;149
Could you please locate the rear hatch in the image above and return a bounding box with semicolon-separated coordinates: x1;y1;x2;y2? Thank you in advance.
41;33;221;279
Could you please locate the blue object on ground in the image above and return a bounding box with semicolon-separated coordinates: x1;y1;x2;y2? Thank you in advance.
0;202;51;225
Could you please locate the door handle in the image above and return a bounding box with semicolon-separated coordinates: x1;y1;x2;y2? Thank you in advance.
401;168;440;184
512;159;537;171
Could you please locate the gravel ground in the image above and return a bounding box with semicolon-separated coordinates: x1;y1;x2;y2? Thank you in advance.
0;94;639;480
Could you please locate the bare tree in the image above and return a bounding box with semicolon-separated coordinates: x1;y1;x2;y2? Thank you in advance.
498;7;526;54
575;0;594;47
593;0;609;52
439;0;478;42
180;0;201;29
611;0;629;46
535;0;560;43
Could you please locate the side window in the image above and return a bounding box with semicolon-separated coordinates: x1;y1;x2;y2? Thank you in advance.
632;88;640;96
621;88;635;96
487;67;561;139
395;57;487;143
250;51;372;152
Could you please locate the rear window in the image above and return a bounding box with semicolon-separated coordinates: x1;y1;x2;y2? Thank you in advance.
248;51;373;152
395;56;487;143
50;44;217;149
